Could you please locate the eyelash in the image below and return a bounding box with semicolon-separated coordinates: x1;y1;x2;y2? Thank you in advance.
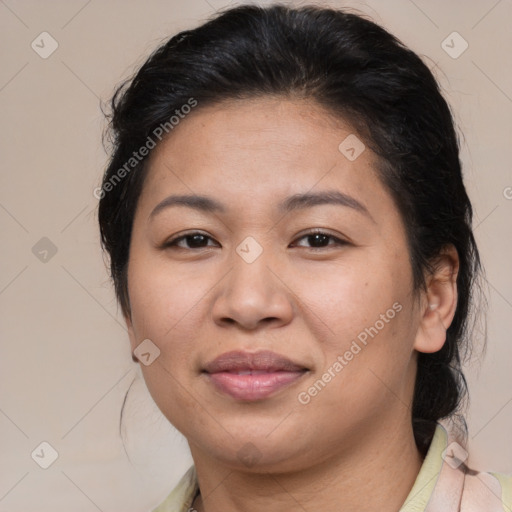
163;229;349;251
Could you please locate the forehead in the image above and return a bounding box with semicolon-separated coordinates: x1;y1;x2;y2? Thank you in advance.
137;97;396;223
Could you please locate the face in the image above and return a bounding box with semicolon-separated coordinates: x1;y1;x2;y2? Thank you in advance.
125;97;440;472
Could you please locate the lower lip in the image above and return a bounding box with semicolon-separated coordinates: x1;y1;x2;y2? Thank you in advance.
206;371;306;401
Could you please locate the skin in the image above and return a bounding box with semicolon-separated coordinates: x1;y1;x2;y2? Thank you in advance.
125;97;459;512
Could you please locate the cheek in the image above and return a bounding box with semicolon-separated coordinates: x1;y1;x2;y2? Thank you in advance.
138;362;207;440
128;262;202;376
297;254;407;344
298;253;415;395
126;255;209;354
127;259;211;431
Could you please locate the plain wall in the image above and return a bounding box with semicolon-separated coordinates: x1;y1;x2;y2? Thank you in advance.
1;0;511;510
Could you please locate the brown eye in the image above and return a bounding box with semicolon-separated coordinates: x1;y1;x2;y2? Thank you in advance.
165;232;219;249
292;230;348;249
305;233;330;248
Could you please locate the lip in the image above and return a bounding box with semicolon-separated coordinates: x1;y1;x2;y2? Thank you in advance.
203;350;308;401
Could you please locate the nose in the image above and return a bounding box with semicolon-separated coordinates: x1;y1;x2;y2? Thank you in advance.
211;249;294;331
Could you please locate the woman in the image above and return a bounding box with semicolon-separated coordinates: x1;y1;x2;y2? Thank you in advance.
97;4;511;511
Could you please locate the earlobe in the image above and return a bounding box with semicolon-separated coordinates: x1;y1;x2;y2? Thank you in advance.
414;245;459;354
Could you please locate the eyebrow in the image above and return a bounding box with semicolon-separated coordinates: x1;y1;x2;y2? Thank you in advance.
149;190;373;221
150;194;227;218
279;190;371;219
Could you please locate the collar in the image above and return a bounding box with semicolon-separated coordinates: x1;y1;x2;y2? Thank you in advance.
153;419;510;512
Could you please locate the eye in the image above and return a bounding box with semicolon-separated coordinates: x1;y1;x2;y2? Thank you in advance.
163;231;219;250
291;230;349;250
162;230;348;251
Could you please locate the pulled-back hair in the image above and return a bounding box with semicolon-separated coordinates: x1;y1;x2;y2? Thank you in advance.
98;4;483;455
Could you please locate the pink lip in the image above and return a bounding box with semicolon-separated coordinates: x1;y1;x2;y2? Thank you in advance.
203;350;308;401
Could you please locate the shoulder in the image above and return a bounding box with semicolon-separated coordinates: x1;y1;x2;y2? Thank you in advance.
432;420;512;512
401;421;511;512
493;472;512;511
460;469;512;512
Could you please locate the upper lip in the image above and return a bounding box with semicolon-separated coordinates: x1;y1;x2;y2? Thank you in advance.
203;350;307;373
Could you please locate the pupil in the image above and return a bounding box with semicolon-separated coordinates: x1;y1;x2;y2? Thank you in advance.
309;234;329;247
188;234;207;248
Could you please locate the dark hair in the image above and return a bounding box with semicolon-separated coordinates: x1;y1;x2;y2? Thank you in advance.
99;4;483;455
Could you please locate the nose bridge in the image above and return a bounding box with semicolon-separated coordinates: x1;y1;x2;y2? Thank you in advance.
231;240;273;295
211;237;293;329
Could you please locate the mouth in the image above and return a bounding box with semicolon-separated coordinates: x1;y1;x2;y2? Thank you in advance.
202;350;309;401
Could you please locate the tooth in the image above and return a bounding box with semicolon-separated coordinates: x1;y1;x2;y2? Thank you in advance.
238;370;252;375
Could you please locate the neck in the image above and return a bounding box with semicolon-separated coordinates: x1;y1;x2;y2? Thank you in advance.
190;414;424;512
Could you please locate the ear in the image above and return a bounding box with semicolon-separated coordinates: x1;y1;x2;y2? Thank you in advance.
413;245;459;354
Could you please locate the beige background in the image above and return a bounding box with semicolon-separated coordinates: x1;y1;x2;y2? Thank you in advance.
0;0;511;510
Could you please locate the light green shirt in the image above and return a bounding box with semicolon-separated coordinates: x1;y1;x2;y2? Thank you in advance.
153;422;512;512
